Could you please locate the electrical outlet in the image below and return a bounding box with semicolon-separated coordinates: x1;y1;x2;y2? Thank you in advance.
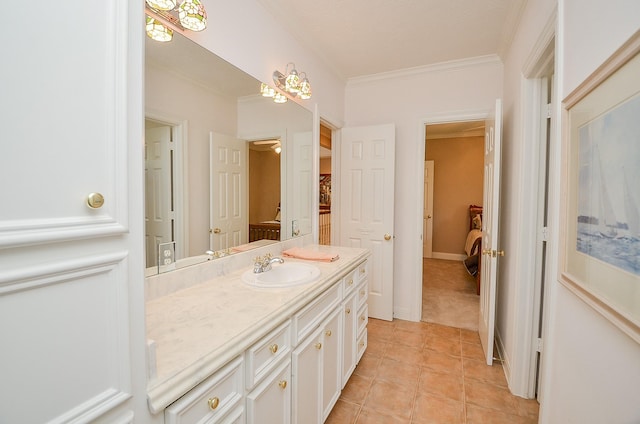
158;241;176;273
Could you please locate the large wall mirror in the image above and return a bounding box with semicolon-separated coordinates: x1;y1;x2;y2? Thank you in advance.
145;33;314;274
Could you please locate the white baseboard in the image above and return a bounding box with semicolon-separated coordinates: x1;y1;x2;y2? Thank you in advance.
495;329;512;386
431;252;466;261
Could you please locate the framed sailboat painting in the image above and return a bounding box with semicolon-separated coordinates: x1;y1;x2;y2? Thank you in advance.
562;30;640;343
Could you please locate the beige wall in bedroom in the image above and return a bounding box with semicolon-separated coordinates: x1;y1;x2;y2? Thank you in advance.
426;136;484;255
249;149;280;223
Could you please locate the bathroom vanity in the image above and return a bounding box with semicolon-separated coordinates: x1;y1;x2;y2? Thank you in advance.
145;244;370;423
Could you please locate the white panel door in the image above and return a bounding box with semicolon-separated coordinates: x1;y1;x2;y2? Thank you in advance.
423;160;434;258
145;125;173;267
479;99;503;366
340;124;395;321
210;132;248;250
0;1;142;422
291;131;313;238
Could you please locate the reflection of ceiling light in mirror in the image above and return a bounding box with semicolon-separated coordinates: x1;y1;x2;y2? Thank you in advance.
268;63;311;102
272;145;282;154
146;17;173;42
146;0;176;10
273;92;288;103
260;83;275;98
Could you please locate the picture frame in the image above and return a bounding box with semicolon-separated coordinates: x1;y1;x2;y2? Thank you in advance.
561;31;640;343
319;174;331;208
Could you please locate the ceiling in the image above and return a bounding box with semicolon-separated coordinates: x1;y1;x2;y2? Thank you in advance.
256;0;527;79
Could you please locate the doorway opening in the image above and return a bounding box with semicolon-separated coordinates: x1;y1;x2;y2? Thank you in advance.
319;123;332;245
421;121;484;331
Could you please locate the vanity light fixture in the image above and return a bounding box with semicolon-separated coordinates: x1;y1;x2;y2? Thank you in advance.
145;0;207;42
259;62;312;103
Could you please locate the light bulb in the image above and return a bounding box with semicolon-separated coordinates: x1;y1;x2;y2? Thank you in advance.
273;92;288;103
260;83;275;98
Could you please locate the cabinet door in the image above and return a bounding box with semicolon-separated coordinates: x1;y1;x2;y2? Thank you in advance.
341;292;358;387
321;308;343;422
0;1;143;423
292;326;323;424
246;360;291;424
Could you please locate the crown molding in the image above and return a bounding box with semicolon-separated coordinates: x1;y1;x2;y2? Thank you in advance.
346;54;502;86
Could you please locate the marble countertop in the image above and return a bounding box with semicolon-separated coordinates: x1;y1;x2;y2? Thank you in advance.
145;245;369;413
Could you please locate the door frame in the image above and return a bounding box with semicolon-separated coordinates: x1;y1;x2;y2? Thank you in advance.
145;111;188;260
415;110;492;322
508;20;556;400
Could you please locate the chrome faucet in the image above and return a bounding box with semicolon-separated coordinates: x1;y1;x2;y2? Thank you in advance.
253;253;284;273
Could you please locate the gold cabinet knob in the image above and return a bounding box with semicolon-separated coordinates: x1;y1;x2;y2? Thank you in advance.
482;248;491;255
384;234;392;241
325;330;332;337
360;267;365;274
360;290;365;296
278;380;287;389
360;315;366;321
497;250;505;257
270;344;278;354
359;341;365;348
210;228;221;234
427;214;432;219
345;308;351;314
348;278;354;286
208;397;220;410
87;192;105;209
315;342;322;350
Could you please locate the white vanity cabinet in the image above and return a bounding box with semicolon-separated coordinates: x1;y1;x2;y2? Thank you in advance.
246;359;292;424
292;307;342;424
157;255;370;424
165;357;244;424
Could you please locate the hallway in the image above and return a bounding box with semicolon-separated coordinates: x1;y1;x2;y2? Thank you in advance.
326;319;539;423
422;258;480;331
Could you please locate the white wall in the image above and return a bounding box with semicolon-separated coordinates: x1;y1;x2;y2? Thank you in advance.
344;59;503;320
185;0;346;126
538;1;640;422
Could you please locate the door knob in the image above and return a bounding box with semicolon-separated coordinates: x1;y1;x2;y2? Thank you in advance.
210;228;221;234
384;234;392;241
427;215;432;219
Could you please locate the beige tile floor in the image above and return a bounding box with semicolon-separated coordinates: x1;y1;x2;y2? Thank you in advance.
326;319;539;423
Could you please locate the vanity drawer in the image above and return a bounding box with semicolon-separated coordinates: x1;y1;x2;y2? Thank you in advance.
356;328;367;363
356;280;368;310
165;356;243;424
246;320;291;390
357;260;369;284
292;282;342;345
342;268;358;296
357;304;368;336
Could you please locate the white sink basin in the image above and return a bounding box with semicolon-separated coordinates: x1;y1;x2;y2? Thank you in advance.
242;262;321;288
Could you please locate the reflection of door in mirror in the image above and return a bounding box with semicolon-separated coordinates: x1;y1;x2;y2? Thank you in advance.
145;121;173;267
248;140;282;242
209;132;248;250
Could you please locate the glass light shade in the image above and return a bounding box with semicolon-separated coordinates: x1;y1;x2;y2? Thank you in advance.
146;0;177;11
299;78;311;99
146;17;173;42
179;0;207;31
260;83;275;98
273;92;288;104
285;69;300;93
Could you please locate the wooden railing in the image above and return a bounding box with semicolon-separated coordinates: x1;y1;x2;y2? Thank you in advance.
319;210;331;245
